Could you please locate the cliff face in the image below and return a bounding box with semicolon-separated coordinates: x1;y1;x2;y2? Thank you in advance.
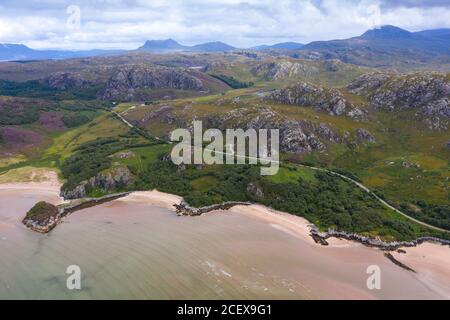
348;72;450;130
44;72;92;90
270;82;364;118
98;64;205;101
61;165;133;200
210;106;343;154
150;103;374;156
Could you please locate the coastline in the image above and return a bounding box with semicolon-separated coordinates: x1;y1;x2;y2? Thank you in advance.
4;176;449;252
2;177;450;297
4;174;450;250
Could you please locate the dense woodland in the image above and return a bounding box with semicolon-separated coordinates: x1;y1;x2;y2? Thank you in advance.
58;134;449;241
210;74;254;89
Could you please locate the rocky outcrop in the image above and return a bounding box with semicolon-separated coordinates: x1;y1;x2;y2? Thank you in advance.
61;165;133;200
348;72;450;130
22;201;61;233
61;183;87;200
252;61;320;80
60;192;131;215
323;59;346;72
44;72;92;90
356;128;376;143
110;151;135;159
247;182;264;199
23;193;130;233
310;227;450;251
89;165;133;191
213;106;342;154
174;201;251;216
98;64;205;101
270;82;364;118
384;253;416;272
347;72;393;95
140;105;178;127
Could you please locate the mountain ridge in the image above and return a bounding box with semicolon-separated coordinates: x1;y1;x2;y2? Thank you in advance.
1;25;450;62
303;25;450;54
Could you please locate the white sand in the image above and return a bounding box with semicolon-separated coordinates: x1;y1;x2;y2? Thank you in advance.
227;204;360;248
1;177;449;298
0;170;61;193
120;190;183;210
391;243;450;299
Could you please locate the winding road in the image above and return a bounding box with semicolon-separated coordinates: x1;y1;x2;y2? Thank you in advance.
112;109;449;233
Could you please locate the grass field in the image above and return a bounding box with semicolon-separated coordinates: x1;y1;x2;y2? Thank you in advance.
268;165;317;184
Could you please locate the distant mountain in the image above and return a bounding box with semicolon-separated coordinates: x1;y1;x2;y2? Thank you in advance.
0;44;36;61
303;25;450;54
0;39;237;61
137;39;187;53
250;45;270;50
189;41;235;52
2;25;450;62
414;29;450;41
136;39;235;53
0;43;123;61
251;42;304;51
360;25;415;40
271;42;304;50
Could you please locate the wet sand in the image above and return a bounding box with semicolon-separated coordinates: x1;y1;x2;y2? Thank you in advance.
391;243;450;299
0;182;449;299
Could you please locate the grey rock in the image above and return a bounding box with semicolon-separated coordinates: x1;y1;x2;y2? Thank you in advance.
62;166;133;200
270;82;363;118
252;61;320;80
89;165;133;191
99;64;205;101
44;72;91;90
247;182;264;199
61;183;87;200
356;128;376;143
348;72;450;130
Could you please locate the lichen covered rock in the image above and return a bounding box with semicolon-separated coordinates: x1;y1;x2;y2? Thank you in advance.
348;72;450;130
270;82;363;118
99;64;205;101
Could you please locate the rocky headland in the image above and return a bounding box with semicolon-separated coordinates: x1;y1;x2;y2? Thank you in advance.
22;192;130;233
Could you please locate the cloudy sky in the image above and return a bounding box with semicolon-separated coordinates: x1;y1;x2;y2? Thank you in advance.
0;0;449;50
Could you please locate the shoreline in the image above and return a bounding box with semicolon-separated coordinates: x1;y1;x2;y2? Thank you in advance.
4;178;450;252
2;180;450;298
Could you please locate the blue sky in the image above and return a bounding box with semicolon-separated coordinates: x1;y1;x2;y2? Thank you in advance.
0;0;449;50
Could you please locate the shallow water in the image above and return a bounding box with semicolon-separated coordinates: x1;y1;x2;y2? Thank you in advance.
0;189;446;299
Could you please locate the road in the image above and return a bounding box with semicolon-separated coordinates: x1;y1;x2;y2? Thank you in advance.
111;111;449;233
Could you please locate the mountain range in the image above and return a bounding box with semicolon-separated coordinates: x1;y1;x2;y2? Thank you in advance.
303;25;450;54
137;39;236;53
1;25;450;62
0;43;123;62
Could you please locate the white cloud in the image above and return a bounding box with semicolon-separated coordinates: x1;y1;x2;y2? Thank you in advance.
0;0;449;50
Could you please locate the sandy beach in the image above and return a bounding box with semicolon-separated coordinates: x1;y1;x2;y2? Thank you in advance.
0;170;62;194
122;190;183;210
391;243;450;299
119;190;450;298
1;175;449;299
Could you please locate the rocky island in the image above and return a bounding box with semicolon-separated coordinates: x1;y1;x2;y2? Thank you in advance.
22;192;131;233
22;201;61;233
